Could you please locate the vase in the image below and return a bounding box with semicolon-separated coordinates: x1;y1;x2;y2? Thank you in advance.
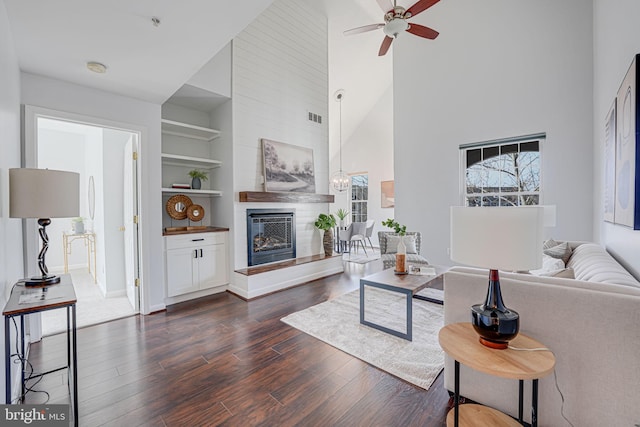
73;221;84;234
395;235;407;273
323;230;334;257
191;177;201;190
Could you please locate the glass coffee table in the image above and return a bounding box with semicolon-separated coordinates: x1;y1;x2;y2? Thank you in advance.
359;265;449;341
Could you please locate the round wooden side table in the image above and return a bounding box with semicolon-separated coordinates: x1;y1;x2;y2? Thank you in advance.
439;323;556;427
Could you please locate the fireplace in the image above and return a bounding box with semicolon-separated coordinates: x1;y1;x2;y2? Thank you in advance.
246;209;296;266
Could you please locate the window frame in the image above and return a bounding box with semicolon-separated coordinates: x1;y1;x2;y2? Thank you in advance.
459;133;545;207
350;173;368;223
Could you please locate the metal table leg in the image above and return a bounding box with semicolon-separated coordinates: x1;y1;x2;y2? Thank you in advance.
454;360;460;427
4;317;10;404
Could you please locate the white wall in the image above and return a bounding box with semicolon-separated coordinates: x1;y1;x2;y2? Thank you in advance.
20;73;163;313
0;0;23;395
188;42;232;99
327;0;395;247
231;0;329;270
394;0;594;265
593;0;640;279
334;86;395;247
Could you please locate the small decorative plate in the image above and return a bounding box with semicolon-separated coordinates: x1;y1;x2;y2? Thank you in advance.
187;204;205;222
166;194;193;220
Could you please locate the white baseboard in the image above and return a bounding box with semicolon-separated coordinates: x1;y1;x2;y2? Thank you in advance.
148;303;166;314
164;285;227;307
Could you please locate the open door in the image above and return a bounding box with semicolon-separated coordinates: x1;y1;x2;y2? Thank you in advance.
124;136;140;311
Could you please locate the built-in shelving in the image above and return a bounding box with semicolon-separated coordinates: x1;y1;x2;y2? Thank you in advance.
161;153;222;169
162;188;222;196
161;118;223;198
161;119;220;141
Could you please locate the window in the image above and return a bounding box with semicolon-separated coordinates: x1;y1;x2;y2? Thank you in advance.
351;174;368;222
461;134;543;207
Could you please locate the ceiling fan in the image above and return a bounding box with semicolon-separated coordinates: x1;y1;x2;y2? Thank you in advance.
344;0;441;56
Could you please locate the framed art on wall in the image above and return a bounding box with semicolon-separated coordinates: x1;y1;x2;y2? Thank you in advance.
604;99;616;223
381;180;395;208
614;53;640;229
262;139;316;193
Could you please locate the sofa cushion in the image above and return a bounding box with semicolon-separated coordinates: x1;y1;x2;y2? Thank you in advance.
384;235;417;254
543;239;572;265
567;243;640;288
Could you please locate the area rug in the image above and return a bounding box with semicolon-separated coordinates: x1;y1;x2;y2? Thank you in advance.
281;287;444;390
343;251;381;264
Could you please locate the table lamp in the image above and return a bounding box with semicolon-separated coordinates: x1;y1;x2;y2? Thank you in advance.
10;168;80;286
450;206;543;349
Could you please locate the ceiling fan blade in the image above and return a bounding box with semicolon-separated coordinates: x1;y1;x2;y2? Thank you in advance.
406;23;439;39
344;23;385;36
405;0;440;18
378;36;393;56
376;0;394;13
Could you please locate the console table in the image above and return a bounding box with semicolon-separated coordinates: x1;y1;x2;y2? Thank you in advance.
63;231;97;283
3;275;78;426
439;323;555;427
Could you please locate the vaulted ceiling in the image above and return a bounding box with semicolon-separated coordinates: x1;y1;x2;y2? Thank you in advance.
3;0;274;103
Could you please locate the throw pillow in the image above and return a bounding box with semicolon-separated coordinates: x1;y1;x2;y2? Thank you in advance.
385;235;418;254
543;239;572;265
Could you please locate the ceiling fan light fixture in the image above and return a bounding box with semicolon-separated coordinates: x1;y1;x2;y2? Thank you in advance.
383;18;409;38
86;61;107;74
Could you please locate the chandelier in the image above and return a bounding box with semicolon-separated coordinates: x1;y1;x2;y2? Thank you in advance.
330;89;349;192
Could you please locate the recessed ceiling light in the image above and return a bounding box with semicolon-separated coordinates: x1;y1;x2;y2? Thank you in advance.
86;61;107;74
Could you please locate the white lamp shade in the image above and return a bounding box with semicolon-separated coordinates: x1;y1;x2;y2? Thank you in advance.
450;206;544;271
10;168;80;219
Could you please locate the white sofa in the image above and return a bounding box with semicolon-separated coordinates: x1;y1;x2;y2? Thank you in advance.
443;242;640;427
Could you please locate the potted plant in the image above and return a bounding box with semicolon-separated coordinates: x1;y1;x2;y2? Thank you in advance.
188;169;209;190
382;218;406;236
335;208;349;228
314;213;337;257
382;218;407;273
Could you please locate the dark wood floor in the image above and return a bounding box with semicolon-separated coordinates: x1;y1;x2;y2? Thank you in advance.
26;260;450;426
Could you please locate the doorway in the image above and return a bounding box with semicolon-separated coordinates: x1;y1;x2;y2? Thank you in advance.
23;107;143;336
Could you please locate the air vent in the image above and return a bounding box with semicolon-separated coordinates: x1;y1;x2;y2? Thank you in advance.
307;111;322;124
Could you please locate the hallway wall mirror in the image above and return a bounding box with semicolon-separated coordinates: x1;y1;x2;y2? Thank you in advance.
88;175;96;220
166;194;193;220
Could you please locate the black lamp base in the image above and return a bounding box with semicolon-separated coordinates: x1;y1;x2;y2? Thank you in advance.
471;303;519;349
22;275;61;287
471;269;519;350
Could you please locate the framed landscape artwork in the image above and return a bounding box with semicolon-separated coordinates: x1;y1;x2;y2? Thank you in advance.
262;139;316;193
604;99;616;223
614;54;640;229
381;180;395;208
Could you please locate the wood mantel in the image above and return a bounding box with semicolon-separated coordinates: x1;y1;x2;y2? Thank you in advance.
239;191;334;203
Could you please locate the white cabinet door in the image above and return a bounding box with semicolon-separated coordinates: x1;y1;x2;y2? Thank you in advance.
166;247;198;297
198;244;228;290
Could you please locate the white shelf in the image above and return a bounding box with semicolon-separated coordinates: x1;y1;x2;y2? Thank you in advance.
161;119;220;141
162;188;222;196
161;153;222;169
